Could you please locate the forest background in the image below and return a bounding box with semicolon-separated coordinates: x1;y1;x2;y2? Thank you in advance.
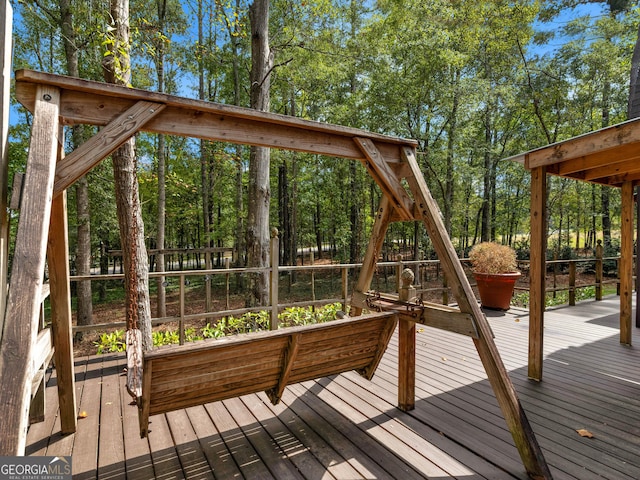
6;0;640;325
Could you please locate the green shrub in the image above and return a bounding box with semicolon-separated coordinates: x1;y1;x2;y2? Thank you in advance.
94;330;125;354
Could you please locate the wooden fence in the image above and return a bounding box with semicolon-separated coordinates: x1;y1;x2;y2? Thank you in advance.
67;237;625;343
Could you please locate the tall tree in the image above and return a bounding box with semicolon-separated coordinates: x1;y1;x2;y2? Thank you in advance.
103;0;153;350
58;0;93;337
246;0;273;307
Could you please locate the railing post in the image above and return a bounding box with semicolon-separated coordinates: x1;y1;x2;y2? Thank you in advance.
395;254;403;293
341;266;348;312
270;229;279;330
595;240;603;301
179;273;185;345
310;251;316;303
442;272;449;305
225;257;231;310
205;250;212;313
569;260;576;306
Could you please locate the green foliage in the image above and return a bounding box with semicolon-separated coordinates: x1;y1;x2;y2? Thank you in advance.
11;0;640;286
94;330;126;354
94;303;347;353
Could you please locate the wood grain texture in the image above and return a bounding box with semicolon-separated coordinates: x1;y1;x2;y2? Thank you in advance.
354;137;414;220
0;86;59;455
0;1;12;338
619;181;633;345
25;299;640;479
529;166;547;381
138;311;397;437
401;147;552;479
15;70;415;163
54;101;165;194
47;187;77;435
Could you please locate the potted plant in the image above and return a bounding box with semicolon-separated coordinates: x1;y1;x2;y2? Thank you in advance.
468;241;521;310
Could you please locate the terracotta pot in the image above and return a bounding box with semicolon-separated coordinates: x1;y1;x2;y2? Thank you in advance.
473;272;521;310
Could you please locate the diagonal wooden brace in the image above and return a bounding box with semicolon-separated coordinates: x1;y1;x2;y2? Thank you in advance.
54;100;165;195
354;137;414;221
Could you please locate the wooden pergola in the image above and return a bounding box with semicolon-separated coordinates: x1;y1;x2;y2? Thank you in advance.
511;118;640;381
0;69;554;478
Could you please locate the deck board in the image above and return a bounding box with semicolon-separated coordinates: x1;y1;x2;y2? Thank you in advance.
25;295;640;479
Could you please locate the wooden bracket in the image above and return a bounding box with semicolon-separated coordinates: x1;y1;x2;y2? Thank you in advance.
354;137;414;221
54;100;166;195
266;333;301;405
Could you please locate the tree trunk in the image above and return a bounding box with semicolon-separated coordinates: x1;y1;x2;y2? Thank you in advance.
246;0;273;307
629;22;640;118
444;68;460;236
601;77;612;250
228;1;245;270
155;0;167;318
481;106;492;241
59;0;93;338
103;0;152;351
349;161;360;263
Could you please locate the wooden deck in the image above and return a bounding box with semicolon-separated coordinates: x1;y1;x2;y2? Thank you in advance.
26;295;640;479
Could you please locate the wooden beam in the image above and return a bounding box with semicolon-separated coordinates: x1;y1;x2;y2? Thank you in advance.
350;195;393;316
0;0;12;343
354;137;414;221
421;305;479;338
266;333;300;405
54;101;165;195
0;85;60;455
525;119;640;169
402;146;552;479
47;188;77;434
556;143;640;176
364;293;479;338
582;157;640;181
15;70;416;163
620;181;633;346
529;166;547;381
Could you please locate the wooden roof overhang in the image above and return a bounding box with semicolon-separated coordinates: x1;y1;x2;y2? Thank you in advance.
510;118;640;382
509;117;640;187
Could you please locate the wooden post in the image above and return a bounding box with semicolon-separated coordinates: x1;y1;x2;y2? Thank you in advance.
398;268;416;411
568;261;576;306
402;147;552;479
595;240;603;301
179;273;185;345
310;251;316;302
341;266;348;312
47;188;77;434
0;0;12;341
0;85;60;455
225;257;231;310
270;229;279;330
205;250;212;314
620;181;633;345
395;254;403;293
529;165;547;382
636;186;640;328
350;195;393;316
